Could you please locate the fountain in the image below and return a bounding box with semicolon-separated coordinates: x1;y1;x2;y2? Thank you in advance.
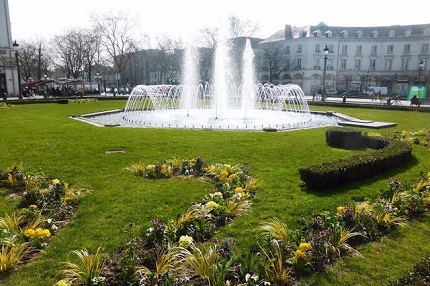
83;32;340;131
115;38;339;131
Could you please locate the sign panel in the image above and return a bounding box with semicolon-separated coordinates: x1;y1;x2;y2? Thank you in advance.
407;85;427;100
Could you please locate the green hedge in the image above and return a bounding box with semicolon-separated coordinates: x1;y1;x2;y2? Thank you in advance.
299;128;412;190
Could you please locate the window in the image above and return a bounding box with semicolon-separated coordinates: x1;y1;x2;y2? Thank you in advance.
385;59;392;71
402;58;409;70
355;59;361;70
356;45;362;55
389;30;395;37
341;30;348;38
341;45;348;55
371;30;379;38
313;30;321;37
387;45;394;54
421;43;429;53
297;44;302;53
371;45;377;56
405;29;412;37
356;30;363;38
403;44;410;54
315;44;320;52
285;59;290;70
325;30;332;38
370;59;376;71
425;28;430;36
286;46;290;54
341;59;347;70
297;58;302;69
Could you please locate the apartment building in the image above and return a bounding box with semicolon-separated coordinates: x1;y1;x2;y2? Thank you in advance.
0;0;19;97
258;22;430;96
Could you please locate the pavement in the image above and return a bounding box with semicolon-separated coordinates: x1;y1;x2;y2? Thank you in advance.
305;95;430;108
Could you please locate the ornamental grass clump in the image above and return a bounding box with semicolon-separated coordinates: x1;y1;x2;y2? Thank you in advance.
58;248;106;286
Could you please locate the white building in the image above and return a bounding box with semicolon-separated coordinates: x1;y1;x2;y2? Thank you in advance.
0;0;20;98
258;22;430;96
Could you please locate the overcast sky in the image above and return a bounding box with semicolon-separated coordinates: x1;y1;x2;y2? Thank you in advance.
8;0;430;42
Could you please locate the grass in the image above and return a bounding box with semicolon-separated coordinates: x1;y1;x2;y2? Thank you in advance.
0;100;429;285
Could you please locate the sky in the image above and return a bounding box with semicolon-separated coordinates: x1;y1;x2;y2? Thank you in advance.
8;0;430;43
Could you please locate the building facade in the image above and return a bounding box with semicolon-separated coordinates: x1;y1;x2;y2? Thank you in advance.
0;0;19;98
258;22;430;96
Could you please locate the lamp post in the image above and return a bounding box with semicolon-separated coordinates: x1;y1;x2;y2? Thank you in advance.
12;41;22;99
322;45;329;102
94;73;102;95
43;75;48;98
418;60;424;85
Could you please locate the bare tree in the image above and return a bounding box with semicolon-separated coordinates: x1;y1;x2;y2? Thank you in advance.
52;28;87;79
258;41;288;83
228;14;259;38
82;28;102;82
91;10;139;86
154;34;183;83
18;39;51;81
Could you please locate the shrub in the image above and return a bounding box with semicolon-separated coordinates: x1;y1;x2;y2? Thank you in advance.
299;128;412;190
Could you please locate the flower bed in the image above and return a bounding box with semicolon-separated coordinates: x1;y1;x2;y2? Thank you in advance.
53;156;430;286
0;165;87;280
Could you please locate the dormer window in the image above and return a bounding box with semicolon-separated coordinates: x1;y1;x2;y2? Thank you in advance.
341;30;348;38
424;28;430;36
356;30;363;38
389;30;395;37
371;30;379;38
405;29;412;36
313;30;321;37
325;30;332;38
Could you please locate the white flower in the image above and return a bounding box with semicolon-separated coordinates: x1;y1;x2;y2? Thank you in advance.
179;235;193;248
245;273;251;282
214;192;223;198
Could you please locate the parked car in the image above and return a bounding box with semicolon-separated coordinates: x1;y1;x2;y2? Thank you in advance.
342;90;361;97
336;89;347;96
326;89;337;95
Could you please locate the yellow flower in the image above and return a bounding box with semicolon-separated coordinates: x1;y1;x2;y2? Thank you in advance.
336;206;346;217
293;250;308;265
24;228;36;239
24;228;51;239
355;202;371;214
178;235;193;248
51;179;60;185
29;204;38;209
299;242;312;252
220;170;228;183
56;280;72;286
234;187;245;194
206;201;219;210
228;173;237;180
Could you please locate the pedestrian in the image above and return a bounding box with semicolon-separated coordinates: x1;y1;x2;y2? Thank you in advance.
0;84;6;101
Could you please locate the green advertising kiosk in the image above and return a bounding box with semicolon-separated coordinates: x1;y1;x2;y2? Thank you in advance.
407;85;427;100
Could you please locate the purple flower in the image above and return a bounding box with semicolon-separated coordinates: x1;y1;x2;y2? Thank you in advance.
385;205;393;212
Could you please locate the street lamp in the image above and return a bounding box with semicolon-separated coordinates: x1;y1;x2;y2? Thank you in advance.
322;45;329;102
43;75;48;98
12;41;22;99
418;60;424;85
94;73;102;95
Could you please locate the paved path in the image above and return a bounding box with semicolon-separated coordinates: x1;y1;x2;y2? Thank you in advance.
305;95;429;108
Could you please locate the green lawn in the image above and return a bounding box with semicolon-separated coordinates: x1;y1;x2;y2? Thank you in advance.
0;100;429;285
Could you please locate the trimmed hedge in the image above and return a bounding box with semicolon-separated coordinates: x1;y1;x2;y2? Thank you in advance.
299;128;412;190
